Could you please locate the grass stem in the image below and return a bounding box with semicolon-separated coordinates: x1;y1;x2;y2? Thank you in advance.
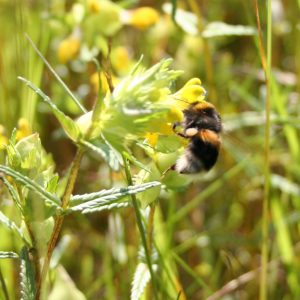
253;1;272;299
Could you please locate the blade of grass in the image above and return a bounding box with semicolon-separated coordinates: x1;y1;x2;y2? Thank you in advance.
171;251;211;292
24;34;87;114
253;1;272;299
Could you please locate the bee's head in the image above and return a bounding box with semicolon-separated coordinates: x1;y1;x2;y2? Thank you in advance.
185;102;222;133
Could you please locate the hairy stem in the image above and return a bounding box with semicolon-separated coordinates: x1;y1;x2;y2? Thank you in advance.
35;148;84;299
146;204;156;300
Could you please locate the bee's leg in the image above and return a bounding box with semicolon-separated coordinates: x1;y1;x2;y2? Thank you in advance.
161;164;176;177
172;122;187;138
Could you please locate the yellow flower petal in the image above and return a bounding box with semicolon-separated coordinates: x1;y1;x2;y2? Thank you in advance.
0;135;8;150
58;37;80;64
129;7;159;30
0;125;8;149
172;77;207;109
90;72;118;94
111;46;130;73
145;132;158;147
87;0;101;13
16;118;32;141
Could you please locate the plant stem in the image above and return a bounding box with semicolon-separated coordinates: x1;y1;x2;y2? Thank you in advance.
24;221;41;297
122;155;158;300
35;148;84;299
253;1;272;299
147;204;156;255
146;204;156;300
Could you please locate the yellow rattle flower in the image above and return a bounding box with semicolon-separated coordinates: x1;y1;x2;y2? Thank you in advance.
129;7;159;30
0;125;8;150
90;72;118;94
58;37;80;64
16;118;32;141
87;0;101;13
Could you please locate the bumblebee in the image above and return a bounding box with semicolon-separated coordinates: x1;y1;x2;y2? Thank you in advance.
173;101;222;174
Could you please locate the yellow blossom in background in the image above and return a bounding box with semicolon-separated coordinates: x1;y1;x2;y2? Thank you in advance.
58;37;80;64
90;72;118;94
87;0;101;13
0;125;8;150
111;46;130;74
16;118;32;141
129;7;159;30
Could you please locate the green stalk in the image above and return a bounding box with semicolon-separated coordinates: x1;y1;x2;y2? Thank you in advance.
36;148;84;299
253;0;272;299
146;204;156;300
172;251;211;292
122;155;158;300
25;34;87;114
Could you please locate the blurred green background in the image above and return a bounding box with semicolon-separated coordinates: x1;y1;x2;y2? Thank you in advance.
0;0;300;299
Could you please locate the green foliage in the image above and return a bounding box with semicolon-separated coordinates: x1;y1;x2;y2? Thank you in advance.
98;58;183;152
0;0;299;299
131;263;156;300
69;181;160;213
0;252;19;259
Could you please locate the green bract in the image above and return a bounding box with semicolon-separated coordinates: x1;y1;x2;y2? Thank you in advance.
5;133;60;220
96;59;183;152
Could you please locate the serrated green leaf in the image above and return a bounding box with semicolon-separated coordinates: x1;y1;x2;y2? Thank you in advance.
0;175;23;213
0;165;60;206
131;263;158;300
202;22;256;38
0;211;28;244
20;247;36;300
0;251;19;259
18;77;81;142
69;181;161;214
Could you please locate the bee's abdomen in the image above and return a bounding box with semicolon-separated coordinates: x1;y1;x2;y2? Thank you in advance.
190;137;219;171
